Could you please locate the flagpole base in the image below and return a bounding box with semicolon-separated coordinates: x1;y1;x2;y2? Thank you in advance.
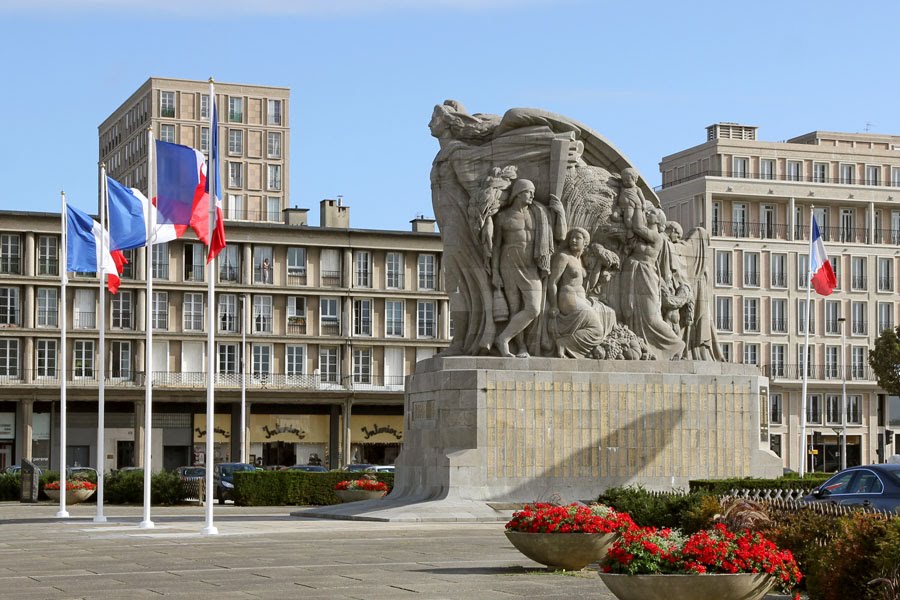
201;525;219;536
56;510;70;518
93;515;107;523
139;520;155;529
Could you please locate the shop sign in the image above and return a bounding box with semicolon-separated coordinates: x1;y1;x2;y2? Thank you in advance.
351;415;403;443
0;413;14;440
33;413;51;441
250;414;329;444
193;414;232;443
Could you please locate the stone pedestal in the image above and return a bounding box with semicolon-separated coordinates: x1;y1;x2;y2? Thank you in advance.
296;357;780;522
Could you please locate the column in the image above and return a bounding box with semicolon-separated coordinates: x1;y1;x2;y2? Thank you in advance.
343;249;353;288
868;201;876;244
23;338;33;384
136;287;146;334
243;401;251;465
134;400;145;468
24;232;35;278
342;398;352;469
135;340;145;378
439;299;450;341
24;286;34;329
788;197;796;241
136;247;146;281
328;405;341;470
17;399;34;462
243;244;253;285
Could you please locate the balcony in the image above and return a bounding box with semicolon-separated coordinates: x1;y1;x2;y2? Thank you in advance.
715;270;732;286
852;320;868;335
342;374;406;391
219;265;240;283
770;318;787;333
771;272;787;288
320;320;340;336
184;265;205;283
0;309;20;327
37;260;59;277
657;169;900;191
716;317;732;331
743;271;760;287
253;267;273;285
873;229;900;246
851;276;867;290
712;221;788;240
763;364;877;382
320;270;341;287
287;316;307;335
0;257;22;274
287;269;307;286
878;277;894;292
73;311;96;329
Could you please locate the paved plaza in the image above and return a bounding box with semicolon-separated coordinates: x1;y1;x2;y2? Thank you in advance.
0;502;618;600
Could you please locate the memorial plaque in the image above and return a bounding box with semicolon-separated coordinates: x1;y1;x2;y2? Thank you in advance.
19;459;39;503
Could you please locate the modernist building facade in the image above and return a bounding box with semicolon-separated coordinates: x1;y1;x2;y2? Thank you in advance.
0;203;447;473
658;123;900;472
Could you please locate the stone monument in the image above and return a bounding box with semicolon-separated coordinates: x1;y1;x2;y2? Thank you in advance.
298;102;780;522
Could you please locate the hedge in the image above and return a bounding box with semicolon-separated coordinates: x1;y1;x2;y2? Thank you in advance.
689;475;831;495
0;472;20;501
233;471;394;506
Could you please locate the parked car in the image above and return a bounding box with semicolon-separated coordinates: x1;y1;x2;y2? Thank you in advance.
176;466;206;500
341;464;375;472
803;464;900;513
366;465;395;473
67;466;98;481
5;465;43;476
288;465;328;472
214;463;256;504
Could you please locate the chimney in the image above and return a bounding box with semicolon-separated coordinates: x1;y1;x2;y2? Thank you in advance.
320;198;350;229
283;206;309;226
410;215;436;233
706;122;758;141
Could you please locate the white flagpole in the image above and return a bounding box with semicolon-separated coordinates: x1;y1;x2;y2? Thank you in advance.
95;167;108;523
57;192;69;518
799;204;814;478
140;128;155;529
202;78;219;536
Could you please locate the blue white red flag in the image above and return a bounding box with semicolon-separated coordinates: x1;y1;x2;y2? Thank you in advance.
809;216;837;296
107;176;180;249
155;140;206;236
66;205;122;294
204;101;226;262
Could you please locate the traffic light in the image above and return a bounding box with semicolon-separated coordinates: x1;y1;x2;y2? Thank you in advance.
886;430;895;445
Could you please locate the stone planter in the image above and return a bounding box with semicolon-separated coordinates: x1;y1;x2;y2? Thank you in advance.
334;489;386;503
44;488;95;505
598;572;774;600
505;531;617;571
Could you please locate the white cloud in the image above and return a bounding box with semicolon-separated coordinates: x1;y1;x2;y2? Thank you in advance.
2;0;553;17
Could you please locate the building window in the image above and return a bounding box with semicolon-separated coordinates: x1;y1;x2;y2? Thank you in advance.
878;302;894;333
267;131;281;158
386;252;404;289
806;394;822;424
320;297;339;335
152;291;168;331
715;297;732;331
352;347;372;384
353;299;372;336
228;129;243;155
319;346;339;383
287;296;306;334
228;97;243;122
385;300;405;337
813;162;828;183
743;297;759;332
111;290;133;330
119;249;135;280
183;293;204;331
417;300;436;338
770;434;782;458
228;162;242;188
287;247;307;285
770;253;786;288
732;203;748;237
218;245;240;283
0;234;22;274
798;345;814;378
878;257;894;292
771;298;787;333
160;91;175;118
0;287;20;326
218;343;238;375
286;344;306;377
267;99;282;125
36;339;57;378
219;294;238;333
825;345;840;379
848;395;862;424
720;342;732;362
769;393;783;424
354;251;372;288
418;254;436;290
152;244;169;280
839;208;855;243
200;94;209;119
826;394;842;424
200;126;209;153
37;235;58;276
743;252;759;287
786;160;802;182
770;344;786;377
0;339;19;378
761;205;776;239
732;156;749;178
840;163;855;184
36;288;57;327
253;246;273;285
320;249;341;287
852;301;867;335
110;340;132;379
74;340;94;379
825;300;841;335
160;124;175;143
798;253;809;288
893;167;900;188
715;251;732;286
743;342;759;366
760;159;775;180
183;243;205;282
866;165;880;186
264;196;280;222
712;202;721;235
252;344;272;378
798;299;816;334
851;346;867;379
851;256;867;290
253;295;273;334
267;164;281;191
73;288;96;329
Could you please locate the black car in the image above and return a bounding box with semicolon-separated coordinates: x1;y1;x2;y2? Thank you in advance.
214;463;256;504
287;465;328;472
803;464;900;513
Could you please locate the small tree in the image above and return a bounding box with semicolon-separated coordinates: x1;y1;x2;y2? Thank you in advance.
869;326;900;395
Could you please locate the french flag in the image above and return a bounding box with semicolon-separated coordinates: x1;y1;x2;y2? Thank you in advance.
809;216;837;296
107;176;179;249
66;205;122;294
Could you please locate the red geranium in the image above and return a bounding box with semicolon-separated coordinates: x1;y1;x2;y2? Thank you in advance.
334;479;388;492
505;503;634;534
44;480;96;491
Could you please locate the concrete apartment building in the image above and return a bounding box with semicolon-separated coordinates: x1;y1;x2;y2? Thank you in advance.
0;78;448;473
658;123;900;473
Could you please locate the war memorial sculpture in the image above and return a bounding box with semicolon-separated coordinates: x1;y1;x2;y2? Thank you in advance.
303;102;780;521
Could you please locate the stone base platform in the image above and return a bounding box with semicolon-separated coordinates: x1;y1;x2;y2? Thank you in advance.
298;357;781;522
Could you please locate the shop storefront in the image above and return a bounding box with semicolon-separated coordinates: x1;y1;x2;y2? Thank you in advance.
32;411;51;470
350;414;403;466
0;412;14;470
193;414;233;466
249;414;330;468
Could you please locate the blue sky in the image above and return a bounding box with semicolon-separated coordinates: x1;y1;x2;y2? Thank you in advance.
1;0;899;231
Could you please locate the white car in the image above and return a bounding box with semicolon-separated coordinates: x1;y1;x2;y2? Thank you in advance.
366;465;395;473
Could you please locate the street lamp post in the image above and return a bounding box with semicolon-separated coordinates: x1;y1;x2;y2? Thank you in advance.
240;295;247;464
838;316;847;471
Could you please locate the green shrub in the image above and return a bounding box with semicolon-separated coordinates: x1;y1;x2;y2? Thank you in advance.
234;471;394;506
151;470;188;506
689;475;830;495
0;472;20;501
808;513;891;600
871;518;900;599
768;507;840;593
104;470;145;504
595;486;712;531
